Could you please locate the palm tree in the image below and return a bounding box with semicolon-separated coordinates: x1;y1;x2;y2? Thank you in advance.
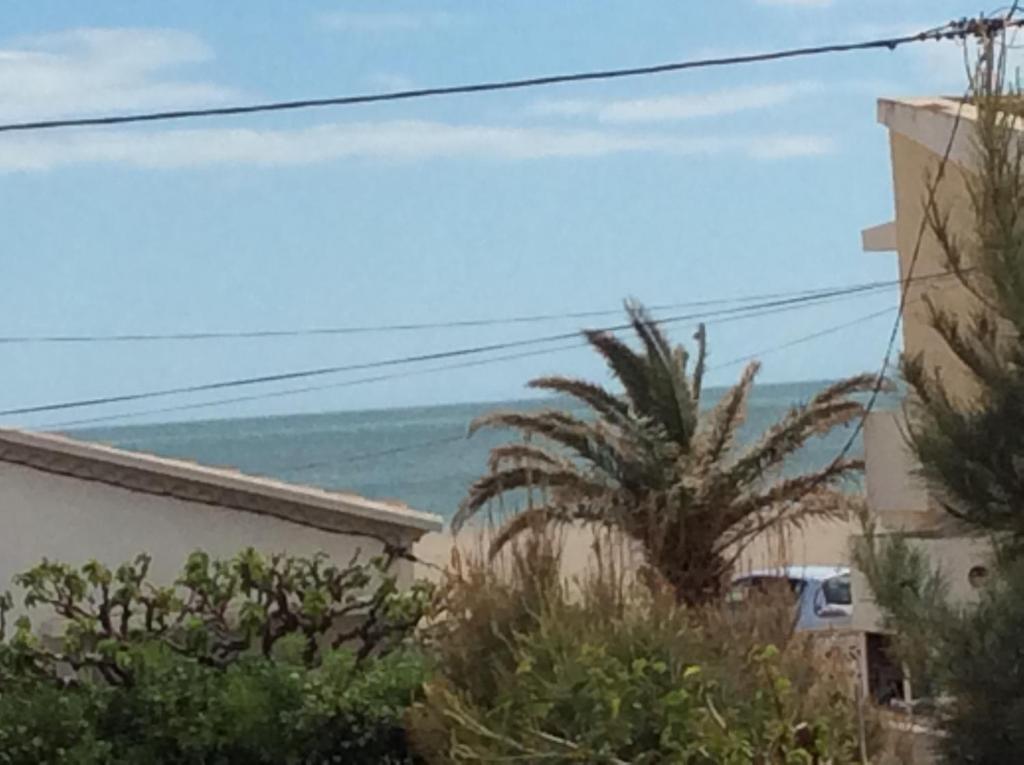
452;303;874;606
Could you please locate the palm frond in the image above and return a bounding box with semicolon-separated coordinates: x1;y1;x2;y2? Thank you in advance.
584;328;656;417
717;457;864;536
807;372;880;406
527;376;630;423
453;465;602;533
722;399;865;490
691;323;707;402
714;468;862;560
486;443;567;472
618;301;699;448
693;360;760;469
487;505;572;558
625;300;675;371
468;409;650;485
468;410;601;459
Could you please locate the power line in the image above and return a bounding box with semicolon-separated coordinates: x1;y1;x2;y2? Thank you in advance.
277;302;905;473
41;280;920;431
45;341;588;430
0;18;1011;135
707;304;899;372
0;281;904;420
0;277;905;346
824;90;971;468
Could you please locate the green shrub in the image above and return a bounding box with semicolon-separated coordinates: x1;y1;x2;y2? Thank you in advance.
0;549;432;764
416;532;868;764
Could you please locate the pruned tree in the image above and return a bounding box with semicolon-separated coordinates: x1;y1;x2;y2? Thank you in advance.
453;303;872;605
0;547;432;687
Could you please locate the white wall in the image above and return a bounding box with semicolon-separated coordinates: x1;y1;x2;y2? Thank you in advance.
0;462;405;629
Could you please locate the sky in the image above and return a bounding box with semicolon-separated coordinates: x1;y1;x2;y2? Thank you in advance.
0;0;1000;429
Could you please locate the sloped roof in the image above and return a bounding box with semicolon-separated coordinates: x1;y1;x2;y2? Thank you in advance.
0;428;442;539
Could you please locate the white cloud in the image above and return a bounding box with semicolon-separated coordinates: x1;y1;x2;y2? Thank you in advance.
0;28;236;122
318;11;457;33
0;121;835;172
0;27;833;173
531;82;820;124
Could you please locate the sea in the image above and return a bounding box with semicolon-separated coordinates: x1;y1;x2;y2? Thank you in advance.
69;381;896;523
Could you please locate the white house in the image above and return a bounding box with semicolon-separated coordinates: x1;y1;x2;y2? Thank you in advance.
0;427;442;622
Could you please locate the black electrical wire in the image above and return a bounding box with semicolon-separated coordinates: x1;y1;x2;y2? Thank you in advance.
0;18;1010;135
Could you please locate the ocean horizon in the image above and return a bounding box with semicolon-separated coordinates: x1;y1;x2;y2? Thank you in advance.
65;379;895;521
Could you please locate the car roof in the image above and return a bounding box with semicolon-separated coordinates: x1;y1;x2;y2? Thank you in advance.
732;565;849;583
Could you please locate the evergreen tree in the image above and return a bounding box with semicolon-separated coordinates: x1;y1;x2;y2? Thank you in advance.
856;40;1024;763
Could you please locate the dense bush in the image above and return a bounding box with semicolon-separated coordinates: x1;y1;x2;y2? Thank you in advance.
0;641;427;764
415;533;870;764
1;540;873;763
0;548;432;764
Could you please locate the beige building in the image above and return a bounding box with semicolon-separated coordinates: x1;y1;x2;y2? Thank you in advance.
0;427;442;627
853;96;998;697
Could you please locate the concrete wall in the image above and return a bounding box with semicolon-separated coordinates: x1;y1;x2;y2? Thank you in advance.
864;411;939;532
889;131;981;400
415;516;861;585
0;462;404;630
851;534;993;633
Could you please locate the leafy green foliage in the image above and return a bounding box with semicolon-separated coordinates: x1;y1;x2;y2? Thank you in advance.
0;641;428;764
455;304;872;605
417;533;868;764
0;548;432;764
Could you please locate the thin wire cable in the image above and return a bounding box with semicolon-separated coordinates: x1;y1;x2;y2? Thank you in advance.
0;19;1009;135
1;281;900;419
707;304;899;372
46;341;589;430
43;283;909;431
278;302;906;473
0;277;907;345
825;94;970;468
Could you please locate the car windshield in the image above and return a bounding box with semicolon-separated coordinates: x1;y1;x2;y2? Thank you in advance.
821;573;851;606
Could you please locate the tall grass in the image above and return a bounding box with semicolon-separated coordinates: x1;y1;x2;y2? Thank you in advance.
412;523;876;763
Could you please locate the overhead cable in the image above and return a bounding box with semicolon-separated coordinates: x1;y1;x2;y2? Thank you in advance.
0;17;1013;135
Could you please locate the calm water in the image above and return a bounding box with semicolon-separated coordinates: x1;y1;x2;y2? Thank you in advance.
67;381;893;521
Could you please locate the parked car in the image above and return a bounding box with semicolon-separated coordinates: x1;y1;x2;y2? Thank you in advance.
729;565;852;631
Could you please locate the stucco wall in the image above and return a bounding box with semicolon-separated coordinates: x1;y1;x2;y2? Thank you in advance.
850;534;993;633
889;131;981;400
0;461;407;627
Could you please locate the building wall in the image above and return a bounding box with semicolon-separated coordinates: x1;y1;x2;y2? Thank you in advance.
889;131;981;401
851;534;993;633
863;411;939;532
0;462;408;629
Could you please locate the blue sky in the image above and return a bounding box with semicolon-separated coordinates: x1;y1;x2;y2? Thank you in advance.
0;1;993;427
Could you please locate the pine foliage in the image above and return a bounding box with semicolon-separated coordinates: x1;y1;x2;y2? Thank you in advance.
902;60;1024;547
